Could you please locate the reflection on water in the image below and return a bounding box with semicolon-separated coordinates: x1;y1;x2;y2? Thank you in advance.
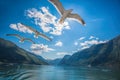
0;64;120;80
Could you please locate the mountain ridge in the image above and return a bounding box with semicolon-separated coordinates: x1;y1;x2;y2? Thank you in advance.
0;38;48;65
59;35;120;68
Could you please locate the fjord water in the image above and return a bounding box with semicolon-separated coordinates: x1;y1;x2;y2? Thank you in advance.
0;64;120;80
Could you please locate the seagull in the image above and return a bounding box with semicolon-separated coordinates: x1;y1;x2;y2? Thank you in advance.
49;0;86;26
6;34;35;44
20;23;52;41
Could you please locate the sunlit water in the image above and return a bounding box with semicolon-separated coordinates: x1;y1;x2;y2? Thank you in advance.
0;64;120;80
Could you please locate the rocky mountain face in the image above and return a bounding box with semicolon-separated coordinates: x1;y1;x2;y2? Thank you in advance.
59;35;120;68
0;38;48;65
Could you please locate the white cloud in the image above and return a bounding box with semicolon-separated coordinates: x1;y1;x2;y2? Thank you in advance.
89;36;99;40
74;42;78;46
80;39;108;50
10;23;33;34
74;37;85;46
55;41;63;47
96;38;99;40
38;22;52;32
71;50;77;53
80;46;89;50
89;36;95;39
79;37;85;40
10;24;18;30
31;44;55;55
74;36;108;50
26;7;70;36
56;52;68;56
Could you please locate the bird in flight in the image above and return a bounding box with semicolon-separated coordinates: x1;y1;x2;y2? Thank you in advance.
20;23;52;41
6;34;35;44
49;0;86;26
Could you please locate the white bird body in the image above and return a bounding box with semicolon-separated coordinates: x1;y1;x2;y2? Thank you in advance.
20;23;52;41
49;0;86;26
59;9;73;24
6;34;35;44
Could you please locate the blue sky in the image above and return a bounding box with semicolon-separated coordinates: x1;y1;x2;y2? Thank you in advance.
0;0;120;59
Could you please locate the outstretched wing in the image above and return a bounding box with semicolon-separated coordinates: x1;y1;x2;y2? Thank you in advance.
68;13;86;26
49;0;64;15
24;38;35;44
20;23;36;32
6;34;22;39
38;32;52;41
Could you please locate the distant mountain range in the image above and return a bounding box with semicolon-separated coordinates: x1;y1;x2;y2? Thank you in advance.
59;35;120;68
58;55;71;65
0;38;48;65
47;58;62;65
1;35;120;67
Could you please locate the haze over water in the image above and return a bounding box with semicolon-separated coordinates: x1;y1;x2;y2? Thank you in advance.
0;64;120;80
